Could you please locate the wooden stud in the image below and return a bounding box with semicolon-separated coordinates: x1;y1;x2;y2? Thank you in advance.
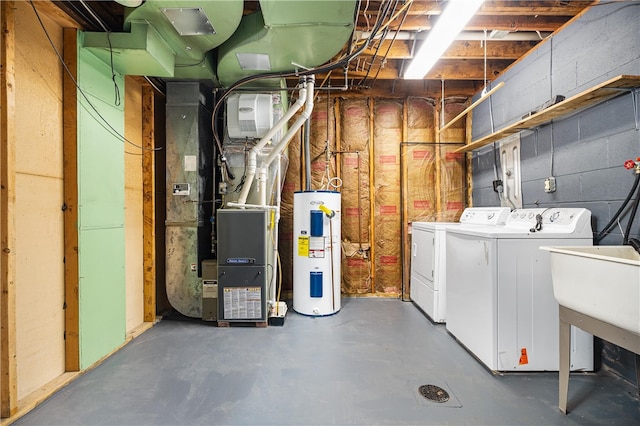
334;98;341;184
466;110;474;207
401;99;410;301
434;101;442;217
62;28;80;372
368;100;375;293
142;86;156;323
1;0;17;417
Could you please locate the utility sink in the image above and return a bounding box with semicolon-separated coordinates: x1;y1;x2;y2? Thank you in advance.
542;245;640;414
541;246;640;335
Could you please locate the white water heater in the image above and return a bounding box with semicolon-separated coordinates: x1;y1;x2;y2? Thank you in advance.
293;191;341;316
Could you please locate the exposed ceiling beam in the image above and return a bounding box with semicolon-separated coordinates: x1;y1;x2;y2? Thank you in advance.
344;59;513;80
361;40;538;60
363;0;594;17
370;14;573;32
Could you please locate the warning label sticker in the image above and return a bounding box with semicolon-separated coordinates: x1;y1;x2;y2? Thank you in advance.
223;287;262;319
298;236;310;256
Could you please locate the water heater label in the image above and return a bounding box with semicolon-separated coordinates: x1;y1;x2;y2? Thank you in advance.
308;236;325;258
298;236;309;256
223;287;262;319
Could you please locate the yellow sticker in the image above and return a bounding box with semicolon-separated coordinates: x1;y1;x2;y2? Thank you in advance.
298;236;310;257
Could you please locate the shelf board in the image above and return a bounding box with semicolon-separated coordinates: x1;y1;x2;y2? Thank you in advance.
455;75;640;153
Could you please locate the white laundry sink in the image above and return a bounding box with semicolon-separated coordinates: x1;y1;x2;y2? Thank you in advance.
541;246;640;335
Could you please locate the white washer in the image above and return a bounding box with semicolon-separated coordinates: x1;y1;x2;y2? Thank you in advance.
445;208;594;372
410;207;511;323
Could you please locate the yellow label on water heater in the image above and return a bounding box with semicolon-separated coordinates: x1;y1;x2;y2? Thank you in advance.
298;236;310;257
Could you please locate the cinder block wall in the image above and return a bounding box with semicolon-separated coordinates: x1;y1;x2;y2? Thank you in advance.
471;2;640;382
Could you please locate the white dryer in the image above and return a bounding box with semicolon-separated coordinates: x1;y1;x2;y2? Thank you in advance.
410;207;511;323
445;208;594;372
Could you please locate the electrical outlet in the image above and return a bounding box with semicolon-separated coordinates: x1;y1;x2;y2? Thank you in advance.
544;176;556;193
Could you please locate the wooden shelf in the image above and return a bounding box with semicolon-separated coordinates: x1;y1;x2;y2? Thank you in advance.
455;75;640;153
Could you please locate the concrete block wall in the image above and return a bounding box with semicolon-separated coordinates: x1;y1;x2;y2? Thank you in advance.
471;2;640;382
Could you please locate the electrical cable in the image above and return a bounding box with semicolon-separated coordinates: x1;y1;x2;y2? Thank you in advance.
210;0;396;186
78;0;120;106
595;173;640;243
623;180;640;244
29;1;160;153
628;238;640;255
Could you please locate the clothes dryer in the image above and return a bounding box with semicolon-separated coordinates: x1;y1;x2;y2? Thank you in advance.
410;207;511;323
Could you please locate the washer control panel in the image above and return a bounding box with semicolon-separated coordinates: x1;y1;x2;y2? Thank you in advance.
459;207;511;226
506;208;592;235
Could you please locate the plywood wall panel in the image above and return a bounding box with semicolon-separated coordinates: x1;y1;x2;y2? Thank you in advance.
13;1;65;400
124;78;143;333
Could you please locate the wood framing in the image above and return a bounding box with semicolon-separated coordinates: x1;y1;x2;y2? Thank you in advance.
334;99;341;183
368;100;375;293
142;86;156;322
434;104;442;215
1;1;17;417
401;99;410;301
62;27;80;372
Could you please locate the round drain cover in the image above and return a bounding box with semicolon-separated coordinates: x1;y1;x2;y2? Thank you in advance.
418;384;450;403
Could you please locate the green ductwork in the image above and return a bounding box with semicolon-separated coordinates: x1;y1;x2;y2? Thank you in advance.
216;0;357;87
81;1;355;86
82;0;244;80
83;21;176;77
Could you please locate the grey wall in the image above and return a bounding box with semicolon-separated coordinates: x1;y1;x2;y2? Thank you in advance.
471;2;640;382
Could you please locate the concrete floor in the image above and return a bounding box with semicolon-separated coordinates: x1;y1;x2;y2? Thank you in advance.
16;298;640;425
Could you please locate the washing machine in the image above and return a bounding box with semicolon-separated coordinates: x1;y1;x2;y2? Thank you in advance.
445;208;594;372
410;207;511;323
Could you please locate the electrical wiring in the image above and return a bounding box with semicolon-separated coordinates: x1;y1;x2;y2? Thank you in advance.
595;173;640;243
78;0;120;107
210;0;397;175
29;1;160;154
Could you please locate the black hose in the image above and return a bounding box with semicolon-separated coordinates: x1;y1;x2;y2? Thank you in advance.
595;172;640;243
627;238;640;255
623;180;640;244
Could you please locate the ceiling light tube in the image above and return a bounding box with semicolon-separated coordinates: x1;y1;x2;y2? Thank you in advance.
404;0;485;79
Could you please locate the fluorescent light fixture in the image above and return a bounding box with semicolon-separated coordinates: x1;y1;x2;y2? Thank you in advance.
404;0;485;79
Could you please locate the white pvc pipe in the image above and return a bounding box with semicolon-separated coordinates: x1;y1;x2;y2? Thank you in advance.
236;83;308;206
264;77;315;168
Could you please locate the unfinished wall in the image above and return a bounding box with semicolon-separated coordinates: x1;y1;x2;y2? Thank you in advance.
280;95;467;296
124;77;144;332
373;100;402;294
14;1;65;400
340;99;372;294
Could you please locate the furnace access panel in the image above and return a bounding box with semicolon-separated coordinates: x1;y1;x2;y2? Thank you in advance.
216;209;269;322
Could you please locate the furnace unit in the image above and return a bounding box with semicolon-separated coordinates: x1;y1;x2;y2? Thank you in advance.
217;209;270;323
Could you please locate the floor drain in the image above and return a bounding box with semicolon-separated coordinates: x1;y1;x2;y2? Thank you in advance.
418;384;450;403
